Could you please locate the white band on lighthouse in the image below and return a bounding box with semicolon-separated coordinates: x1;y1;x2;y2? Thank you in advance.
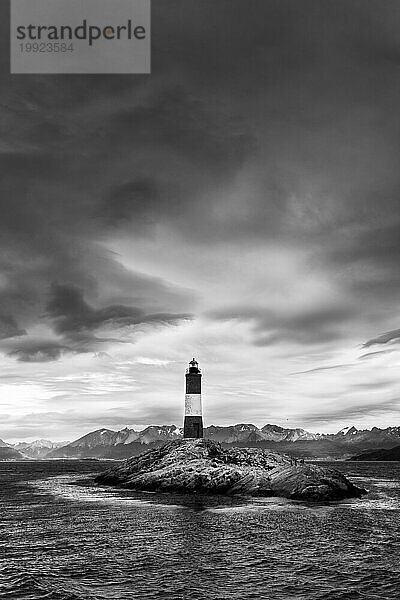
185;394;202;416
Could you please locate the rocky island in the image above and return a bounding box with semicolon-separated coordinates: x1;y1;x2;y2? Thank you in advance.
95;438;366;501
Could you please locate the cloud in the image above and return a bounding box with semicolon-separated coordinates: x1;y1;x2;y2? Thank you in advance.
2;0;400;437
302;396;400;425
98;177;162;230
0;315;26;340
1;0;399;345
363;329;400;348
45;282;192;352
358;348;398;360
210;304;356;346
290;363;354;375
0;78;248;355
0;282;193;362
3;338;69;362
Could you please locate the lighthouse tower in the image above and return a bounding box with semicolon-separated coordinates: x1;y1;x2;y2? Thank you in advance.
184;358;203;438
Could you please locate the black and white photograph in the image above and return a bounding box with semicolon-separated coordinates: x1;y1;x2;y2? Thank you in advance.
1;1;400;598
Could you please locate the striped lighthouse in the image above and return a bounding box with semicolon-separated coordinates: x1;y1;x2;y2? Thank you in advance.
184;358;203;438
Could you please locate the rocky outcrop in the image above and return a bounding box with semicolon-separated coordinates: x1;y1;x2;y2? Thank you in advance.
267;463;365;501
95;439;366;501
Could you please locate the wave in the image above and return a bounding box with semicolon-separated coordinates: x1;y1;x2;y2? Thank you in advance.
0;569;86;600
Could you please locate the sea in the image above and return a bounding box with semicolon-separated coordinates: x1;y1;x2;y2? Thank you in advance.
0;460;399;600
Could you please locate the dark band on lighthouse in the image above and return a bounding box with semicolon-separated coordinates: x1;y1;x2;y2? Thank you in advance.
184;358;203;438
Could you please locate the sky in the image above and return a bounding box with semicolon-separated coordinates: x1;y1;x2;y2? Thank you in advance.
1;0;400;442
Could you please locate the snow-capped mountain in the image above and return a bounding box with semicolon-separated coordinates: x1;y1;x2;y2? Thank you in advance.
48;423;319;458
112;427;140;445
48;425;183;458
337;426;358;436
138;425;182;445
9;423;400;461
206;424;261;444
262;424;318;442
204;423;318;444
12;439;70;459
0;439;24;460
328;425;400;447
67;429;115;449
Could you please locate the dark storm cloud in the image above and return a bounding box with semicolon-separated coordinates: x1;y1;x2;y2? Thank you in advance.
0;70;250;352
2;338;69;362
47;283;192;340
107;87;252;172
93;86;254;243
363;329;400;348
1;0;400;359
0;283;192;362
0;315;26;340
99;177;161;229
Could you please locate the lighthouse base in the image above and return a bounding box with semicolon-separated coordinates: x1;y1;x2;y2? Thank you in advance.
183;416;203;439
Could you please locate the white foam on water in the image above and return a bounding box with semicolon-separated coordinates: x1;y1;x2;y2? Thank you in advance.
28;472;400;514
343;497;400;511
29;475;184;510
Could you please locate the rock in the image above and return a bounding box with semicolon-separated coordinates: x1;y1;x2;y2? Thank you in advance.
268;463;365;501
94;439;366;501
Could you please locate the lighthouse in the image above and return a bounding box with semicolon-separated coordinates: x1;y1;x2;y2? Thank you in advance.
184;358;203;438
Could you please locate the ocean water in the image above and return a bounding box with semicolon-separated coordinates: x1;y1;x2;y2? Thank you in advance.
0;460;399;600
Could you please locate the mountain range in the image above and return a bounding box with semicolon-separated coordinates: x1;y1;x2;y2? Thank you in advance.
13;439;69;459
0;439;69;460
46;423;318;459
3;424;400;460
46;423;400;460
0;438;24;460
